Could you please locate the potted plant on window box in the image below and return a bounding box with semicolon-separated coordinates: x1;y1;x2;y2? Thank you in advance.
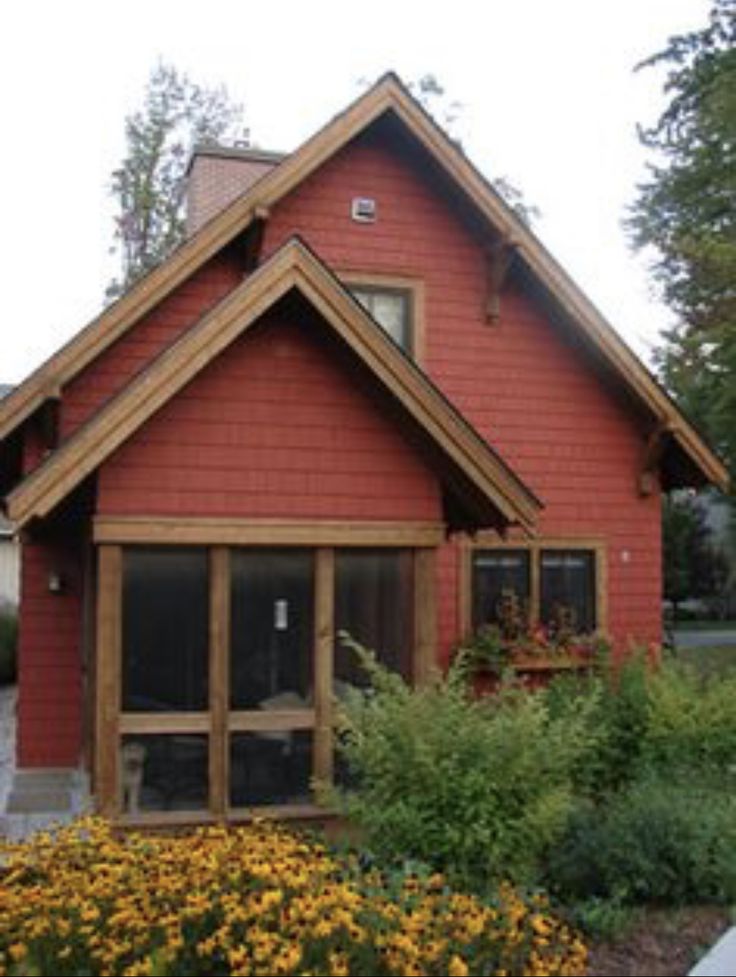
455;590;610;685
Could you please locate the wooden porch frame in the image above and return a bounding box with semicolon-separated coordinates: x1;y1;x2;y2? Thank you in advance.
458;534;608;636
94;534;437;824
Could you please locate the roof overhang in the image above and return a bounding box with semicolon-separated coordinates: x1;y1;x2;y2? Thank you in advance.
5;239;541;534
0;72;727;492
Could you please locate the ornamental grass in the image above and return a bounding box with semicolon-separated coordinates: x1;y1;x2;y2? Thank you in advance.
0;817;586;977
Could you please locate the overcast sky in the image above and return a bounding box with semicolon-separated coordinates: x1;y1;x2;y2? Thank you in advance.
0;0;710;384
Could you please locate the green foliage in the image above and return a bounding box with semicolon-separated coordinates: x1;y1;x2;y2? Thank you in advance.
629;1;736;471
542;653;651;797
108;62;247;299
334;635;593;891
0;609;17;685
547;777;736;906
641;661;736;774
564;896;635;942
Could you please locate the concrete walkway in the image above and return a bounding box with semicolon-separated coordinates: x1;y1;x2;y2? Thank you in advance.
0;684;16;814
690;927;736;976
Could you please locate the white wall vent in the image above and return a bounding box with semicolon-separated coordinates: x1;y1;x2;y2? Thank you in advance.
351;197;377;223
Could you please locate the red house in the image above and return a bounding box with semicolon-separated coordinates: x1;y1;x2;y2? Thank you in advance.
0;75;726;830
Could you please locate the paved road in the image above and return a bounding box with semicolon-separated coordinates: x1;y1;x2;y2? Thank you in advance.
672;629;736;649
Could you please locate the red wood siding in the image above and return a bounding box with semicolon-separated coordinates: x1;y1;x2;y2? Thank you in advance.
59;251;243;442
263;129;662;651
17;540;83;767
96;311;442;521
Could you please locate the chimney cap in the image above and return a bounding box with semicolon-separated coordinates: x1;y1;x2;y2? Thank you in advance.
186;144;288;176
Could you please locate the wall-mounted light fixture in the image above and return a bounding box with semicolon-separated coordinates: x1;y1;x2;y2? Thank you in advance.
48;571;65;594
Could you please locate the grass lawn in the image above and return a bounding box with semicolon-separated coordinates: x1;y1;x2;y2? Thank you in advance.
667;643;736;676
671;620;736;631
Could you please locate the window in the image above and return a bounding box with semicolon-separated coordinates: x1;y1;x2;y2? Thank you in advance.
340;274;423;358
472;549;530;630
540;550;596;633
470;543;601;635
350;286;412;352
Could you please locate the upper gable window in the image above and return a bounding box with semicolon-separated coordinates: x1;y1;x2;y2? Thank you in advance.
350;286;412;352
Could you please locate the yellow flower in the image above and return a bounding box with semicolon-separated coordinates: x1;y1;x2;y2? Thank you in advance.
448;954;470;977
7;944;26;962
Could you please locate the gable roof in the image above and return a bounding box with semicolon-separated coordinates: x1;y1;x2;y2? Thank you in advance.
0;73;727;491
5;238;541;533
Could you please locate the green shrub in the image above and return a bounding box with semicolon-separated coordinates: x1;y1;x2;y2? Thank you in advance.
641;663;736;775
334;636;596;891
542;652;650;796
0;609;17;685
547;776;736;906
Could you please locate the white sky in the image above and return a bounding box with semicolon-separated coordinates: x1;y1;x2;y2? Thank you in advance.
0;0;710;384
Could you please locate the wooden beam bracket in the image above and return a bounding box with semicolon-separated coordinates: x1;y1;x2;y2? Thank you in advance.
638;421;673;496
485;237;517;324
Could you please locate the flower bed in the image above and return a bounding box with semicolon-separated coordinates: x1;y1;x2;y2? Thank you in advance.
0;817;587;977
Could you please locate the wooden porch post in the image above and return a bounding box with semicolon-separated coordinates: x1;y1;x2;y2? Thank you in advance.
95;544;122;818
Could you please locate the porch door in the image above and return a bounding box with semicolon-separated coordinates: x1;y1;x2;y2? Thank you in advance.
228;550;316;809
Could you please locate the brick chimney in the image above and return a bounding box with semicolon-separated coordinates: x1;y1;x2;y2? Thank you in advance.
185;146;286;236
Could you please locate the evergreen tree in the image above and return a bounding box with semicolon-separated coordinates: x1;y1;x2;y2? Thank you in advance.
629;1;736;471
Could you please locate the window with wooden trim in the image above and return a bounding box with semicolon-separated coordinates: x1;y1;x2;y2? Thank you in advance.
97;541;434;822
339;274;423;359
470;543;603;635
540;550;596;633
349;286;412;352
472;549;531;630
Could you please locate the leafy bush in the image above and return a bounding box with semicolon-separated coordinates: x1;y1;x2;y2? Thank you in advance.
0;609;17;685
542;652;651;796
547;776;736;906
0;817;587;977
641;662;736;775
334;637;596;890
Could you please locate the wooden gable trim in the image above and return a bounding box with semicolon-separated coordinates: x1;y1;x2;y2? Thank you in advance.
7;239;541;532
2;73;724;490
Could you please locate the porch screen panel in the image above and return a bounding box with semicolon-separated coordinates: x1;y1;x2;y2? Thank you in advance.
122;548;209;712
540;550;596;633
230;731;312;807
472;550;530;629
120;734;208;813
230;550;314;710
334;549;413;688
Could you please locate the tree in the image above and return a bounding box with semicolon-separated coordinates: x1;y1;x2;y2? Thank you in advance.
628;1;736;471
663;493;729;618
108;63;248;299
